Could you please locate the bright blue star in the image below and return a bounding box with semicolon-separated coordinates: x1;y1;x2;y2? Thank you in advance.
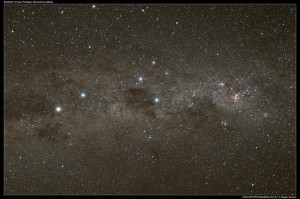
136;76;144;84
80;92;87;99
153;97;160;104
164;70;170;76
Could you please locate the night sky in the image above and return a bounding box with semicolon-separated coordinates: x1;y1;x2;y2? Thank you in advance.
4;3;296;195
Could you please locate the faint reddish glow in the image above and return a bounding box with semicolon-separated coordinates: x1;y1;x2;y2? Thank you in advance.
231;93;242;103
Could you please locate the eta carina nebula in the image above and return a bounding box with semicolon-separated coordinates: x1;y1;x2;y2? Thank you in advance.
4;4;296;195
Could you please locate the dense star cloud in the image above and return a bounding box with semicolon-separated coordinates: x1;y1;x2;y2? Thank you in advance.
4;4;296;195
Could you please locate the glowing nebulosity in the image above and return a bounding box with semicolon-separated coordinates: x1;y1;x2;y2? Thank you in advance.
231;93;242;103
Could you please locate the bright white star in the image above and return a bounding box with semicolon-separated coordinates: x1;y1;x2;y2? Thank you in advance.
55;106;62;112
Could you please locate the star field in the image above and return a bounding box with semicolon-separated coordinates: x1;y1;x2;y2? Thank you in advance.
4;4;296;195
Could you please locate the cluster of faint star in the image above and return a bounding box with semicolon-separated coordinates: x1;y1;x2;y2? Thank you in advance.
221;120;228;127
231;93;242;103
